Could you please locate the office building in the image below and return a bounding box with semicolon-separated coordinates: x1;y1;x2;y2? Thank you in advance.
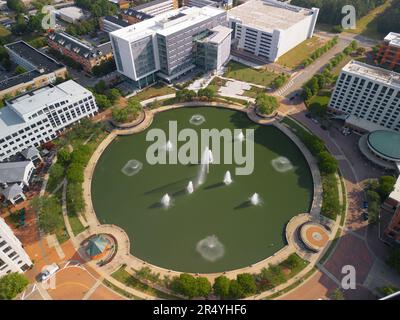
228;0;319;62
0;80;98;161
110;6;230;87
329;60;400;133
376;32;400;72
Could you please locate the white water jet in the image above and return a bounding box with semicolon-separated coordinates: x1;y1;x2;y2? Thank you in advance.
161;193;171;208
121;159;143;176
271;157;294;173
196;147;213;186
165;140;173;152
189;114;206;126
237;130;245;142
196;235;225;262
186;181;194;194
249;193;261;206
223;171;233;186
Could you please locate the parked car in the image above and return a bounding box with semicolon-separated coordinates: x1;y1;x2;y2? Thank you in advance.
362;212;369;221
363;201;369;209
305;113;312;119
312;118;319;124
38;263;59;282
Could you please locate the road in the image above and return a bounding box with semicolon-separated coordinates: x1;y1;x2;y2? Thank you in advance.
276;37;350;97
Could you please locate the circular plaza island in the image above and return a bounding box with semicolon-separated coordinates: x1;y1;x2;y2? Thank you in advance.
90;107;314;274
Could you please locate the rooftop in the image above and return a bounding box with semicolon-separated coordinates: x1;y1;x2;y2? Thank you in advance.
384;32;400;48
343;60;400;87
122;8;153;21
0;161;33;184
367;130;400;161
48;32;112;59
0;70;41;92
8;80;91;117
228;0;316;32
389;175;400;203
5;41;64;73
57;6;87;19
134;0;172;11
202;25;232;44
112;6;226;41
1;183;24;200
103;15;130;27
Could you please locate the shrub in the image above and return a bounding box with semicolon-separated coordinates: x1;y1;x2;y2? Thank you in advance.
256;93;278;115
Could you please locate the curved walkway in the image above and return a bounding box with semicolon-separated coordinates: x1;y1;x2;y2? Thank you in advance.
72;101;331;298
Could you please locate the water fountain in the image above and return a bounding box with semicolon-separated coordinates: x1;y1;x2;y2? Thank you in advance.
196;147;213;186
223;171;233;185
165;140;173;152
189;114;206;126
186;181;194;194
249;193;261;206
271;156;294;173
237;130;245;142
161;193;171;209
121;159;143;176
196;235;225;262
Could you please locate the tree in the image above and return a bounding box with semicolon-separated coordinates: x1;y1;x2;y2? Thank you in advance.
57;148;71;166
7;0;26;13
31;195;63;234
67;182;85;214
198;87;216;100
318;151;338;174
66;163;84;183
49;163;64;182
94;80;107;94
175;89;196;102
304;135;325;155
107;88;121;103
213;275;230;299
0;273;29;300
94;94;112;109
228;279;244;299
260;265;286;287
377;176;396;201
15;65;26;75
255;93;278;115
331;288;345;300
171;273;199;299
196;277;211;298
236;273;256;295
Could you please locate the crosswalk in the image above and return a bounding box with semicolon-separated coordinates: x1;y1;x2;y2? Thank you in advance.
275;78;295;97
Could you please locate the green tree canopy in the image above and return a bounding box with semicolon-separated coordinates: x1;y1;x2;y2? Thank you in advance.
255;93;278;115
0;273;29;300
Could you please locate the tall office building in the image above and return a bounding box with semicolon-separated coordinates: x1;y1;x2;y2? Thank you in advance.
228;0;319;62
110;6;231;87
329;60;400;133
0;217;32;276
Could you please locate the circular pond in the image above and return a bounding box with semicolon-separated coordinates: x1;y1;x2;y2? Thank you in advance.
91;107;313;273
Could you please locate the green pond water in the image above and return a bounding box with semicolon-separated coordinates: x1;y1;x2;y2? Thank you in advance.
91;107;313;273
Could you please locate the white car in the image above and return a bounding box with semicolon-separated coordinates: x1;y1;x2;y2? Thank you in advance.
39;263;59;282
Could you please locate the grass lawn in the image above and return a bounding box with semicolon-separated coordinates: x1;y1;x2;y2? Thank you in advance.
206;76;227;93
344;0;392;40
277;36;327;69
0;25;11;38
223;61;278;87
242;86;265;98
68;214;86;236
133;83;175;102
112;266;180;299
307;90;331;109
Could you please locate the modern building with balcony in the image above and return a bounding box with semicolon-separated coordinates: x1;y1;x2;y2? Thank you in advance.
110;6;230;87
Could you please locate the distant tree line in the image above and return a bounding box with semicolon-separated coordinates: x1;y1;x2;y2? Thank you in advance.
291;0;386;26
75;0;117;18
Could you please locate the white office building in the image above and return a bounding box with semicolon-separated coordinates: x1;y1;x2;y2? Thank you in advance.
228;0;319;62
110;6;230;87
0;80;98;161
329;60;400;133
134;0;176;16
0;217;32;276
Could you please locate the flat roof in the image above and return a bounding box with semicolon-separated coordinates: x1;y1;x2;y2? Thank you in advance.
5;41;64;73
0;106;26;138
104;15;130;27
367;130;400;160
228;0;315;32
112;6;225;41
8;80;91;117
57;6;87;19
134;0;172;11
0;70;41;92
0;161;32;184
343;60;400;87
384;32;400;48
205;25;232;44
